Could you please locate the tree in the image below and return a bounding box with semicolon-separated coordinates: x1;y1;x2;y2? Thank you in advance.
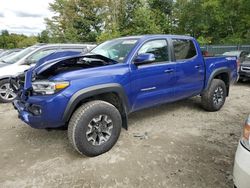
45;0;105;42
44;0;250;44
0;30;10;48
97;0;142;41
148;0;174;33
173;0;250;44
18;36;37;48
0;30;37;49
38;30;50;43
127;6;162;35
97;0;163;42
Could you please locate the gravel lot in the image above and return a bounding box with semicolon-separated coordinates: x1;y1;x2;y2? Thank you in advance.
0;82;249;188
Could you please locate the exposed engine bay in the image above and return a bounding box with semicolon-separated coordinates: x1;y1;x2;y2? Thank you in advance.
36;54;118;79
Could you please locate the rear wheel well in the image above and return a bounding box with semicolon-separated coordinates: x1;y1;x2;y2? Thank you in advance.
214;72;229;95
70;92;128;129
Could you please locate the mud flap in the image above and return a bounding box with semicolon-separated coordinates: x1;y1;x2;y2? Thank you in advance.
122;113;128;130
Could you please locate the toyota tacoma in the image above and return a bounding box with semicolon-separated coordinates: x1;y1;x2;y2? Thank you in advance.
12;35;238;156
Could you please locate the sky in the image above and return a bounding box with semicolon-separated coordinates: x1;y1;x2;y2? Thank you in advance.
0;0;54;36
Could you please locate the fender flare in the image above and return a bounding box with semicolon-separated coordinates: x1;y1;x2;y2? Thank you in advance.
204;67;231;94
62;83;130;129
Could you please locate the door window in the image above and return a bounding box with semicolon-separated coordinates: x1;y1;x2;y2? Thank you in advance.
138;40;169;64
172;39;197;60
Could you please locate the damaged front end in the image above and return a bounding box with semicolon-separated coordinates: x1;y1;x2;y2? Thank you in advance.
11;63;74;129
12;69;45;125
11;53;118;129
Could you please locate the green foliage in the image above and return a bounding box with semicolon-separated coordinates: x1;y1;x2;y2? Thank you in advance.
3;0;250;48
148;0;173;33
174;0;250;44
96;28;121;43
197;36;212;45
18;36;38;47
127;6;162;35
96;1;163;42
45;0;105;42
44;0;250;44
0;30;38;49
37;30;50;43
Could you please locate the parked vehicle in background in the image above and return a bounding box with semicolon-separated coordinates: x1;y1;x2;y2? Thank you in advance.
0;50;8;58
222;51;249;67
0;43;96;103
0;48;22;59
222;51;249;62
0;49;5;57
13;35;238;156
0;49;22;64
233;115;250;188
238;54;250;81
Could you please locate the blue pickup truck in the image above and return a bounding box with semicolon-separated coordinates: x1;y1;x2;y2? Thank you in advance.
13;35;238;156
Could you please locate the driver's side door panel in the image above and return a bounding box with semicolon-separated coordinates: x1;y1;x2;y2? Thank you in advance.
130;39;176;111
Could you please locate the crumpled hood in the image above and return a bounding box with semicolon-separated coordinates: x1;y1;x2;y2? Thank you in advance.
33;51;82;74
33;52;118;75
23;52;118;90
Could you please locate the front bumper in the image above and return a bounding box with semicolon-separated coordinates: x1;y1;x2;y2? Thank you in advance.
13;93;70;129
233;142;250;188
239;72;250;79
239;66;250;80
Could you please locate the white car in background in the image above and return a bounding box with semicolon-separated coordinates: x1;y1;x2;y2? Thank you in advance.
233;115;250;188
0;43;96;103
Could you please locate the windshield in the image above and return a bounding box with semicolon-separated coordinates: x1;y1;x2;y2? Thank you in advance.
245;54;250;61
0;51;19;60
91;39;138;63
0;46;39;64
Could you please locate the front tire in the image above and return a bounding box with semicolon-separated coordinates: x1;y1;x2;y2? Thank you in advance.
0;79;17;103
201;79;227;112
68;100;122;157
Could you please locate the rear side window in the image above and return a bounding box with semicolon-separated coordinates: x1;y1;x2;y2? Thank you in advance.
138;40;169;63
172;39;197;60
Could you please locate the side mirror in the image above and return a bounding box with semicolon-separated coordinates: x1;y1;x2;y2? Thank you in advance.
134;53;155;65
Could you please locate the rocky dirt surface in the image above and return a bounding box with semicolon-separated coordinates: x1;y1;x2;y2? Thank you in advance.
0;83;249;188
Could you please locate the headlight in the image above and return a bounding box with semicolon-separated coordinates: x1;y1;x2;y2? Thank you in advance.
241;115;250;151
32;81;69;95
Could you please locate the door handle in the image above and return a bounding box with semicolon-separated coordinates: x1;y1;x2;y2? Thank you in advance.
164;69;174;73
195;65;201;69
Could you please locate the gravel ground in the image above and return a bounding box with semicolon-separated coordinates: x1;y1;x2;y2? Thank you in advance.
0;83;249;188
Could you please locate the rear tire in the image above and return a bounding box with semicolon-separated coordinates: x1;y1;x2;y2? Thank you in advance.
201;79;227;112
68;100;122;157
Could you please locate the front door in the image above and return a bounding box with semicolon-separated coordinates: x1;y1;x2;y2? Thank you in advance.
130;39;176;111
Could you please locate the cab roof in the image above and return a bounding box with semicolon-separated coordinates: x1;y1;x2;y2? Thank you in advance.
116;34;195;41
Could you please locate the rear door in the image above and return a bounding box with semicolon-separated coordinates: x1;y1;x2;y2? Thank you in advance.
171;38;205;100
130;39;176;111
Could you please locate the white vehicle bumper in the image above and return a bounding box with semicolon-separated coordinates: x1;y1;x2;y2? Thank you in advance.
233;142;250;188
